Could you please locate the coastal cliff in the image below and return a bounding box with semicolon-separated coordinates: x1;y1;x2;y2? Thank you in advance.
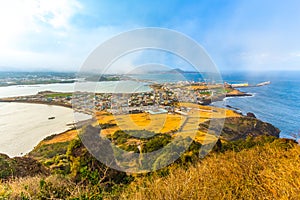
199;117;280;142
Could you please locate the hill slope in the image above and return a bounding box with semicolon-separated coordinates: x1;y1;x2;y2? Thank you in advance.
120;138;300;200
1;115;298;199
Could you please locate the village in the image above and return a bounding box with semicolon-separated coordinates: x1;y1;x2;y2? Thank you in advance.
0;81;244;116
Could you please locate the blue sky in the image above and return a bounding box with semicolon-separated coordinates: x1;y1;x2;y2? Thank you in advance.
0;0;300;72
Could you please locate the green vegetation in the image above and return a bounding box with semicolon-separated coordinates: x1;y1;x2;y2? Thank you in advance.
1;136;299;199
199;117;280;142
0;154;15;179
28;142;70;161
216;135;290;152
110;130;172;153
0;115;298;199
44;93;73;98
84;75;120;82
119;137;300;200
0;154;48;180
199;91;211;95
225;88;233;93
142;134;171;153
99;123;117;129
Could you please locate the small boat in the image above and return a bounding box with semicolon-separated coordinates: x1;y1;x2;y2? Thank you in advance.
48;116;55;120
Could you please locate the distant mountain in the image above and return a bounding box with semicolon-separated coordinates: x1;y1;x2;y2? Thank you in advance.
162;68;198;74
166;68;185;74
126;68;198;75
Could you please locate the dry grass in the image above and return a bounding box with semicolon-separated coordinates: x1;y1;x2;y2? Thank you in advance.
115;113;186;133
97;104;239;137
42;129;79;145
0;175;102;199
101;126;120;136
119;142;300;200
96;111;186;136
1;140;299;199
95;111;116;124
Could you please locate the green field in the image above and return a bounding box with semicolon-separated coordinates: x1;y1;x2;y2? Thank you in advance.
44;93;73;98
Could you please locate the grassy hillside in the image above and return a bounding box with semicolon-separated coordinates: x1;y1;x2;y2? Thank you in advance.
0;136;299;199
0;112;298;199
120;137;300;200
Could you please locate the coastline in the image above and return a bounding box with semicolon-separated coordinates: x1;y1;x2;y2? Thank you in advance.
212;93;255;114
0;102;91;157
225;93;252;97
0;99;72;109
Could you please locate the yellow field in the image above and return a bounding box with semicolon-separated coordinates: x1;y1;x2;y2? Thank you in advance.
43;104;241;144
176;130;218;145
184;85;209;90
95;111;116;124
114;113;186;134
181;84;223;91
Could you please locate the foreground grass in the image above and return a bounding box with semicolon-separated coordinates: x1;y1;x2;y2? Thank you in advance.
120;139;300;200
1;137;299;199
0;175;113;199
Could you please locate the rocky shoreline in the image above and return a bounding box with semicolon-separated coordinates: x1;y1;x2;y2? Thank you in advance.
225;88;252;97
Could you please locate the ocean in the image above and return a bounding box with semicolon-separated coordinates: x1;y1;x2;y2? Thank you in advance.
220;71;300;139
130;71;300;138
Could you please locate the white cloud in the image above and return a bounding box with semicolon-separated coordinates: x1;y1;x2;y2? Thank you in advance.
289;52;300;58
33;0;82;29
1;0;300;72
0;0;84;70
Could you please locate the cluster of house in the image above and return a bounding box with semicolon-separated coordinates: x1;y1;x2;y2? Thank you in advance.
102;83;213;115
2;82;216;116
